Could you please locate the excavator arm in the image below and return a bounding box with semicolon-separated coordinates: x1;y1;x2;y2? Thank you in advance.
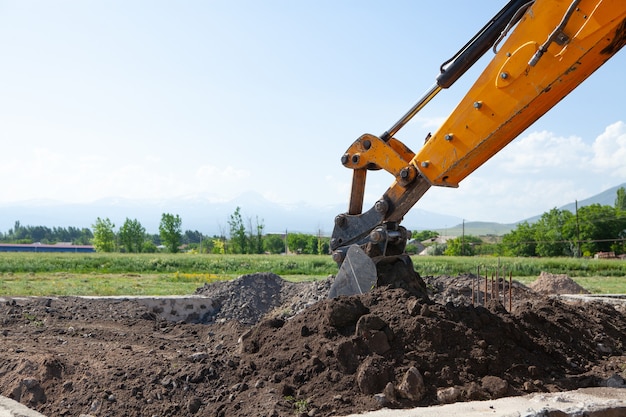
329;0;626;297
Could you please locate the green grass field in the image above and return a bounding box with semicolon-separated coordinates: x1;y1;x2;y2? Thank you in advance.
0;252;625;296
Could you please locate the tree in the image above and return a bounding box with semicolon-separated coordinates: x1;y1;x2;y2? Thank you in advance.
444;235;482;256
286;233;309;254
281;233;329;255
119;218;146;253
616;187;626;211
412;230;439;242
575;204;626;255
534;208;574;257
195;237;215;254
247;216;265;254
30;225;51;243
263;234;285;254
142;241;158;253
92;217;116;252
183;230;204;246
211;238;226;254
159;213;182;253
305;235;320;254
228;207;247;254
318;236;330;255
75;228;94;245
11;221;25;240
426;243;447;256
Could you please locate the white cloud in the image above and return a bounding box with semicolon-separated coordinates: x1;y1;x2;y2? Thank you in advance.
2;120;626;227
591;121;626;176
0;146;254;203
417;122;626;223
493;130;590;174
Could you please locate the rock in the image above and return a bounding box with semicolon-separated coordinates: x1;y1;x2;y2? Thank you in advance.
187;352;208;362
261;316;285;329
481;375;509;398
187;397;202;414
308;355;325;374
335;340;359;374
596;342;613;354
356;355;393;395
11;378;47;406
407;298;421;316
355;314;387;335
238;328;259;354
437;386;461;404
230;382;248;392
383;381;396;403
356;313;394;354
604;373;626;388
300;325;312;337
365;330;391;355
373;393;388;407
397;366;426;401
465;381;484;400
325;297;368;328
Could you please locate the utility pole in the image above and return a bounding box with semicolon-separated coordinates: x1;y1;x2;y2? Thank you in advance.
575;200;581;257
285;229;289;254
462;219;465;256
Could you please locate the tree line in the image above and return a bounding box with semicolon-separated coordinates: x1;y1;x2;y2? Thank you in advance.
499;187;626;257
4;188;624;257
0;221;93;245
416;187;626;257
0;207;330;255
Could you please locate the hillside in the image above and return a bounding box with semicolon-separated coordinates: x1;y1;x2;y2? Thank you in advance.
437;221;517;237
430;182;626;237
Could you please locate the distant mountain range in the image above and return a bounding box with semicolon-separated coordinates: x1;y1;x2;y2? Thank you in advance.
0;192;462;237
1;183;624;237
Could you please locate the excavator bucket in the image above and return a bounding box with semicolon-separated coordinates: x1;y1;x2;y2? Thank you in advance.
329;245;377;298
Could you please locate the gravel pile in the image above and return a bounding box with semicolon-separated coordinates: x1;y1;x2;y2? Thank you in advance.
194;272;331;324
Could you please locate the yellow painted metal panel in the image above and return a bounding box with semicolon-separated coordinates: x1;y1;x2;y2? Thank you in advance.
412;0;626;187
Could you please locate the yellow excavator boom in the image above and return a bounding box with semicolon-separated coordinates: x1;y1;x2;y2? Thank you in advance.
331;0;626;276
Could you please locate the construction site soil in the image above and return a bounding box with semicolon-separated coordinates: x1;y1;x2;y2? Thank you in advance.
1;269;625;417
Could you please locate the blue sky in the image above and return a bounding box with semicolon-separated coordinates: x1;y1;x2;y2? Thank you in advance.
1;1;625;225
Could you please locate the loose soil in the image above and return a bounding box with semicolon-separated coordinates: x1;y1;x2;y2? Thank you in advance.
1;270;625;417
528;271;590;295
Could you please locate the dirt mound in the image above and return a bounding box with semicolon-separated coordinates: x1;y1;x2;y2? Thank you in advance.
194;272;331;324
0;272;625;417
529;271;590;295
234;286;626;415
424;274;536;306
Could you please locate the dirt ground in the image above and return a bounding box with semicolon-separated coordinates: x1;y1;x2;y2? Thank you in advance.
1;268;625;417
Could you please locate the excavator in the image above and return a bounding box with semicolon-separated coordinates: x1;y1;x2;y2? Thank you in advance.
329;0;626;298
